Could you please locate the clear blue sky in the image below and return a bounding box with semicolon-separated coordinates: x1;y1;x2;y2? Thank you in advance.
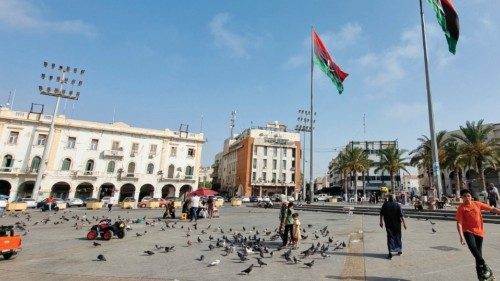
0;0;498;179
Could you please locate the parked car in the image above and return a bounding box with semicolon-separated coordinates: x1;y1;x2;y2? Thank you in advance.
0;195;8;208
138;197;169;208
83;198;100;207
66;198;84;207
262;196;271;202
101;196;112;204
122;197;136;203
18;198;37;208
314;194;332;202
241;196;250;203
249;196;262;202
36;198;65;208
287;196;295;202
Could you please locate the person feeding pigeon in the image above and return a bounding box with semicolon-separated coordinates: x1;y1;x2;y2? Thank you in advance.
379;194;407;259
456;189;500;280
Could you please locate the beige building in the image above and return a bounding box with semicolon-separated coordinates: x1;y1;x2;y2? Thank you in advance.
215;122;301;198
0;107;204;202
198;166;213;187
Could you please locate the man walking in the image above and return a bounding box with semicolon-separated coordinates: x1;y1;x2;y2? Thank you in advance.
487;183;499;208
379;194;407;259
107;196;114;212
456;189;500;280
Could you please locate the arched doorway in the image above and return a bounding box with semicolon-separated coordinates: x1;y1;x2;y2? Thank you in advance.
119;184;135;201
139;184;154;201
162;184;175;198
0;180;12;197
17;181;35;198
99;183;115;200
179;185;192;200
75;183;94;199
51;182;70;199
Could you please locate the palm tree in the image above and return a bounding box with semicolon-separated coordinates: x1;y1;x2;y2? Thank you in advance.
333;152;350;201
409;130;450;191
374;145;410;194
443;141;465;197
451;120;499;193
343;147;372;200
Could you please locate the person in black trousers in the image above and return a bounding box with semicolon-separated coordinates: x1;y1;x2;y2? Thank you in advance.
282;202;295;247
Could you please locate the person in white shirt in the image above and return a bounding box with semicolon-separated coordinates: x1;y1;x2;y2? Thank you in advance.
190;195;200;222
108;196;114;212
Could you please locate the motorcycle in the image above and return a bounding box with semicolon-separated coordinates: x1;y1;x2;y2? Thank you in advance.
86;219;126;240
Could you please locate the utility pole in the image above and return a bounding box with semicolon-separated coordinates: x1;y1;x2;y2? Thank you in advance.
32;62;85;201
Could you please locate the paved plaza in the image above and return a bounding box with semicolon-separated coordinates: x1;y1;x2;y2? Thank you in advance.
0;205;499;281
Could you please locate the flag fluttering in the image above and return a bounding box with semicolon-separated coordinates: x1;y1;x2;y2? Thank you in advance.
427;0;460;54
312;31;348;94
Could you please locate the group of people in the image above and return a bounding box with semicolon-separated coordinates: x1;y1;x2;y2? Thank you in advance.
179;195;217;221
278;202;301;249
379;186;500;280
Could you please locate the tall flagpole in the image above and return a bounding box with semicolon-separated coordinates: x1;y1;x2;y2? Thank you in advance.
419;0;443;198
309;27;314;202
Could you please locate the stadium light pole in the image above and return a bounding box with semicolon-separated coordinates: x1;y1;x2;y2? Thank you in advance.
32;62;84;201
295;109;314;202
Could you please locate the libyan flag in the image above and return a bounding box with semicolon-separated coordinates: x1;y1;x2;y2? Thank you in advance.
427;0;460;54
313;31;348;94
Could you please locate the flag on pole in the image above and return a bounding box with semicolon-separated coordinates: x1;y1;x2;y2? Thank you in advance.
427;0;459;54
312;31;348;94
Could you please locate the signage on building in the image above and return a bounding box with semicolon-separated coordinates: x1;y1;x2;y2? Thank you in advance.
264;137;290;145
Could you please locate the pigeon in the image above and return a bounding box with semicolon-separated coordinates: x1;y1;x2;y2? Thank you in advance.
155;244;163;250
241;264;254;275
144;250;155;256
237;251;249;262
430;220;436;225
342;241;347;247
307;224;313;228
321;252;331;258
93;242;101;247
197;236;203;243
198;255;205;261
97;254;106;261
432;228;436;233
165;246;175;252
293;256;301;264
136;232;142;237
285;254;293;263
304;260;315;268
256;258;267;267
208;259;220;266
208;244;215;251
187;240;192;246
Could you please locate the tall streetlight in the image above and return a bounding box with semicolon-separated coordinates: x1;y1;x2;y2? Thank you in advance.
32;62;85;201
295;109;315;202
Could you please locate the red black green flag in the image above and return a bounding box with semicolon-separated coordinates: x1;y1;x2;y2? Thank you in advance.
312;31;348;94
427;0;460;54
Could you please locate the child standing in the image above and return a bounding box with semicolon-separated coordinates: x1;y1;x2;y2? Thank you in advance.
291;213;301;249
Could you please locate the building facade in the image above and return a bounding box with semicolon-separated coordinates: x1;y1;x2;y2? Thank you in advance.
215;123;301;198
328;140;404;196
198;166;213;187
0;107;204;202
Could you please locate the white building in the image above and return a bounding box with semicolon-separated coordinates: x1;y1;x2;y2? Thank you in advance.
0;107;204;202
198;166;213;187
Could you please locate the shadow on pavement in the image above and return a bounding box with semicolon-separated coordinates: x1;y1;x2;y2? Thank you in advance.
330;251;389;259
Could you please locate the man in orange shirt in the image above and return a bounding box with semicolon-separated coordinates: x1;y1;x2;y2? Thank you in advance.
456;189;500;280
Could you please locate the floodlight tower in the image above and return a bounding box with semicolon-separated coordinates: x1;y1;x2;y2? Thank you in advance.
32;62;85;201
295;109;314;202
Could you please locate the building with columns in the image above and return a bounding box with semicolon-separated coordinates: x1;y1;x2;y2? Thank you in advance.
0;107;204;202
214;122;301;198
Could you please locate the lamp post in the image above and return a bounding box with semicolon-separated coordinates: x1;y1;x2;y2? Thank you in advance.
295;109;315;202
32;62;85;201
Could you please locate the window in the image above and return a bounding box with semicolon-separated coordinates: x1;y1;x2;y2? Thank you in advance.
2;155;13;171
107;161;115;173
291;173;295;182
252;172;256;181
127;162;136;176
273;147;277;157
283;148;287;157
253;146;257;155
282;160;286;169
262;172;267;181
61;158;71;171
272;159;277;170
252;158;257;169
85;160;94;175
147;163;154;174
8;131;19;144
282;173;286;182
149;144;157;155
112;141;120;150
272;173;277;182
170;146;177;157
37;134;47;146
30;156;41;172
263;159;267;169
67;137;76;149
185;166;194;176
90;139;98;150
167;164;175;178
187;148;195;157
131;143;139;155
263;147;267;156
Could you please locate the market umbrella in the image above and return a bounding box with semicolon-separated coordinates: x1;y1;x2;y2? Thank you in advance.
187;188;218;197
